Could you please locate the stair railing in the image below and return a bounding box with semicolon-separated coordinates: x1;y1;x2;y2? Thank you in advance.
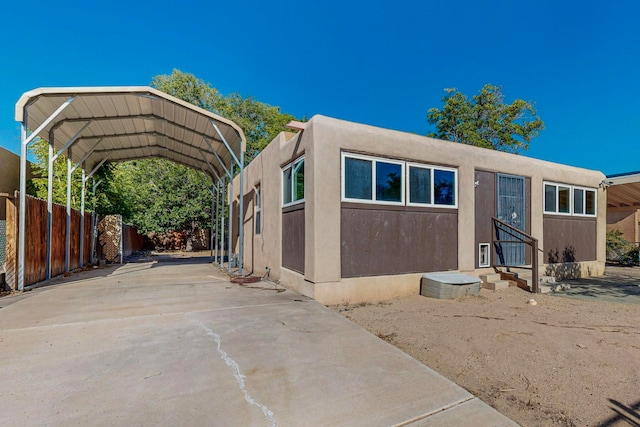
492;217;540;294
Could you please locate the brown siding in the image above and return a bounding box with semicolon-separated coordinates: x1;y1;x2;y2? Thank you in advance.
282;204;305;274
544;216;597;262
341;204;458;278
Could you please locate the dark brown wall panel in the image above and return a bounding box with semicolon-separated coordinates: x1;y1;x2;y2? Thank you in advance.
282;205;305;274
341;206;457;278
543;216;597;263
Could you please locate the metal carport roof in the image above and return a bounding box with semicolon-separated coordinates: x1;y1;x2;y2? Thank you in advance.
14;86;247;291
15;86;246;178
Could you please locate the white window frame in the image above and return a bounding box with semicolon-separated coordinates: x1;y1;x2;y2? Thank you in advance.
544;181;597;217
341;152;405;206
572;186;597;217
406;162;458;209
255;184;261;234
282;156;305;207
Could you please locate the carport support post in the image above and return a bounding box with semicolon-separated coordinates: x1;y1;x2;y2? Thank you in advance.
220;176;226;267
79;166;86;266
46;134;55;280
227;165;234;273
214;180;219;265
89;178;102;265
209;179;216;262
17;122;28;291
238;150;245;275
65;147;72;272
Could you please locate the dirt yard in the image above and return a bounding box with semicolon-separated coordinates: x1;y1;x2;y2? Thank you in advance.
333;286;640;426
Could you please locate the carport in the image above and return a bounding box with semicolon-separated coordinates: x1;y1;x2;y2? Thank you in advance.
606;171;640;242
14;86;247;291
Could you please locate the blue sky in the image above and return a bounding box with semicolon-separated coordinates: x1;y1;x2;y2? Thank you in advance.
1;0;638;175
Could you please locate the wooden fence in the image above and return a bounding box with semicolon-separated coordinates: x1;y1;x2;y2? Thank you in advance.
4;193;91;290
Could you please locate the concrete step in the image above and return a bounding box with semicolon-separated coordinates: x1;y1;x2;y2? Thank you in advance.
479;273;501;283
482;280;510;290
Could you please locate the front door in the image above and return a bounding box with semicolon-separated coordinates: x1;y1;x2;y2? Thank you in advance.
496;174;526;266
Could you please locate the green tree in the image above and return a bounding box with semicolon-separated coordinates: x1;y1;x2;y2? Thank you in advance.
27;138;117;215
27;69;299;248
112;159;211;235
151;69;299;162
427;84;544;153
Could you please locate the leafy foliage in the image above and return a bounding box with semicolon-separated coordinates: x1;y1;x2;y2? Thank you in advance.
111;159;211;234
427;84;544;153
606;229;639;265
26;69;299;242
151;69;299;162
27;138;118;214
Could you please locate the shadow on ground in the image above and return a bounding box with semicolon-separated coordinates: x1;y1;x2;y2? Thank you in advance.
552;266;640;305
598;398;640;426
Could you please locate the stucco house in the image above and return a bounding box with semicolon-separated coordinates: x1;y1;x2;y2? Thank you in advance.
231;115;606;305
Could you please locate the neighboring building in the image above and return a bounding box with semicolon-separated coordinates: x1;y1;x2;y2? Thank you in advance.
231;115;606;305
1;146;31;271
0;146;31;221
604;171;640;242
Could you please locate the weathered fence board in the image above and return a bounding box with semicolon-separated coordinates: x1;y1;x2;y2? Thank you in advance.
5;195;17;288
25;195;47;285
51;203;66;278
5;193;92;289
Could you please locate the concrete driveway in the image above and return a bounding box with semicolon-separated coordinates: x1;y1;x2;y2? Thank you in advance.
0;255;516;426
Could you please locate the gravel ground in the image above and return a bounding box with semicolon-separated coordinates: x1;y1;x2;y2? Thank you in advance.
333;283;640;426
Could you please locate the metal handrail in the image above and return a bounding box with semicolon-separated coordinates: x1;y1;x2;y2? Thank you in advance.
492;217;539;293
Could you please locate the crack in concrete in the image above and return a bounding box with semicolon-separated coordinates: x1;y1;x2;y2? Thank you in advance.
187;313;278;427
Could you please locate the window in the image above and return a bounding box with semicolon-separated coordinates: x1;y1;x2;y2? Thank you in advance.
342;153;404;204
573;187;597;216
255;184;261;234
342;153;457;208
544;182;596;216
407;163;457;207
282;157;304;206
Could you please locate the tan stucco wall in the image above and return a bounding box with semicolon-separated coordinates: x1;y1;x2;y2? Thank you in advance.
234;115;607;304
234;131;306;283
0;147;31;221
606;207;639;242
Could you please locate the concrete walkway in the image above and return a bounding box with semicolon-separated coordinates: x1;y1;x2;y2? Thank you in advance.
553;265;640;305
0;256;517;426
